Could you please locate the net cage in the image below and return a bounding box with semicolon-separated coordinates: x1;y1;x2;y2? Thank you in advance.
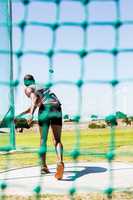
0;0;133;199
0;0;15;149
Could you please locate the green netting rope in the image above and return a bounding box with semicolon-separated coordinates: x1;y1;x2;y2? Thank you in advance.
0;0;133;199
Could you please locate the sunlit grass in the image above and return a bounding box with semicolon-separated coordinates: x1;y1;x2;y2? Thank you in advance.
3;191;133;200
0;127;133;170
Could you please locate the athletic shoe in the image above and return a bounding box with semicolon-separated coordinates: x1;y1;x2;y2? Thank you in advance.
41;165;50;175
55;162;64;180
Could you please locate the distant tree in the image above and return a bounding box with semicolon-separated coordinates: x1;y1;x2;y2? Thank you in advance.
116;111;127;119
127;116;133;126
128;116;133;121
122;118;131;126
64;114;69;120
63;114;72;122
105;115;118;126
90;114;98;121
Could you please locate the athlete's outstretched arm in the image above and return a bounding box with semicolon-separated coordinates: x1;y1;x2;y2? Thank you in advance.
16;107;31;118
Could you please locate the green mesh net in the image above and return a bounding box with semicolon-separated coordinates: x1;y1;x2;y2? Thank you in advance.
0;0;133;199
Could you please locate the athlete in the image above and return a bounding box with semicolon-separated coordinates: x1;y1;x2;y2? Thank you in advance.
18;74;64;180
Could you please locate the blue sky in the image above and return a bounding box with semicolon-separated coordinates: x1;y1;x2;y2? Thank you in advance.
1;0;133;120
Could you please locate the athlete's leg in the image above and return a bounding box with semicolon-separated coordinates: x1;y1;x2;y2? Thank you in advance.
39;123;50;174
38;105;50;174
51;124;64;180
51;124;63;163
39;124;49;164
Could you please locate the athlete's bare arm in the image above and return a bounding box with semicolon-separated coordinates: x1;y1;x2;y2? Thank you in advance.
18;107;31;117
25;87;39;124
30;92;38;116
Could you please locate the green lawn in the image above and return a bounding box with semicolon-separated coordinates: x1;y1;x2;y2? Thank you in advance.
3;192;133;200
1;127;133;200
0;127;133;170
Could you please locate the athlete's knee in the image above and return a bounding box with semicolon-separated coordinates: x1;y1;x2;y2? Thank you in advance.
53;138;61;146
56;141;63;149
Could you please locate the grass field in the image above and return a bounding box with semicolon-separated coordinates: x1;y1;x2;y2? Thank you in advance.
1;126;133;169
3;192;133;200
0;125;133;199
